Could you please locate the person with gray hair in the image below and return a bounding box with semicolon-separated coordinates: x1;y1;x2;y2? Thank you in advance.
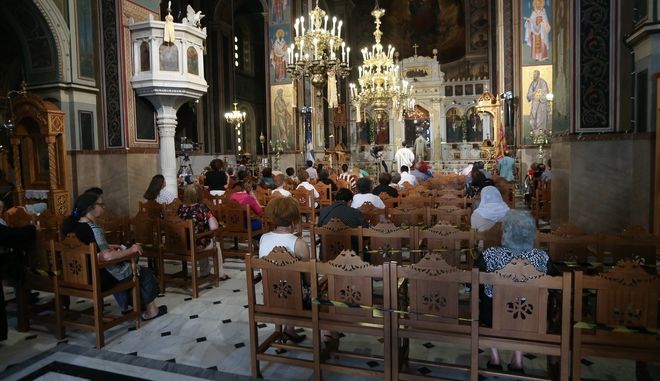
476;209;557;373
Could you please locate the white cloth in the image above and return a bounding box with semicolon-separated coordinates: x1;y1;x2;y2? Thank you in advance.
471;186;510;231
398;171;418;186
394;147;415;173
305;167;318;180
259;232;298;258
351;193;386;209
272;187;292;197
156;188;176;205
414;136;426;159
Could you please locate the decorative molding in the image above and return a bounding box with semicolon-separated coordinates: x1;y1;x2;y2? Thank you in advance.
493;259;546;282
33;0;71;82
261;246;300;266
552;132;654;143
410;252;460;276
329;250;370;271
101;0;123;147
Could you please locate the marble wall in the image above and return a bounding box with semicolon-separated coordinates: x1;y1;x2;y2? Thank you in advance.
68;152;159;217
551;135;654;233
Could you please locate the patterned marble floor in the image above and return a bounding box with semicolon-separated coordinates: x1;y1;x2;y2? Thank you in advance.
1;258;658;380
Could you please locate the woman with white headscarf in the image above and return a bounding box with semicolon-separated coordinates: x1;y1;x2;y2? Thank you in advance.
470;186;510;232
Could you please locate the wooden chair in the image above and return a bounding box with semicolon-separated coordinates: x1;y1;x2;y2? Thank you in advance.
246;248;318;379
536;229;598;265
35;209;62;240
473;223;503;252
391;253;478;380
315;218;363;261
5;207;35;227
361;222;414;265
532;180;551;227
399;196;434;209
314;181;332;207
475;260;571;380
428;205;471;229
313;250;391;380
572;260;660;380
127;210;164;291
335;178;351;190
388;205;428;227
255;186;272;206
291;188;317;239
95;210;127;245
379;192;400;209
418;223;474;268
161;217;219;298
15;229;60;332
596;225;659;266
357;202;387;227
139;199;163;220
162;198;182;219
217;200;263;260
51;236;141;348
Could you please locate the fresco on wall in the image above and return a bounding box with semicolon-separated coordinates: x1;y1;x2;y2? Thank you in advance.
270;84;294;149
187;47;199;75
522;0;552;66
522;65;553;145
269;25;291;84
77;0;95;78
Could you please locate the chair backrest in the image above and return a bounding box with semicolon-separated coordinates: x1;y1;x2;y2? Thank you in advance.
51;235;98;291
163;199;183;218
161;217;194;255
597;225;658;265
573;260;660;356
535;230;598;264
387;205;427;227
255;186;272;206
219;199;253;234
291;188;315;210
418;223;474;267
95;211;127;245
314;181;332;207
474;222;503;251
139;199;163;219
393;252;474;328
477;259;571;343
379;192;399;209
428;205;470;228
357;202;386;226
128;210;161;251
246;247;313;318
5;207;35;227
362;222;413;265
315;218;362;261
335;178;351;190
36;209;62;241
315;250;389;324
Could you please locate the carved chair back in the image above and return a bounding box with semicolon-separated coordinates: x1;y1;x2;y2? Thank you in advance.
315;218;363;261
596;225;658;266
95;210;127;245
428;205;471;229
356;201;386;227
418;223;475;267
139;199;163;220
314;181;332;207
387;205;428;227
128;210;164;290
5;207;35;227
362;222;414;265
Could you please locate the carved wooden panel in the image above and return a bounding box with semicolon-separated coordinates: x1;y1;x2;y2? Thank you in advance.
492;286;544;333
60;249;91;287
262;268;303;311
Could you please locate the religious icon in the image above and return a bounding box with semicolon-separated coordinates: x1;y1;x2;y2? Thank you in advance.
269;26;290;83
523;0;551;63
526;69;550;132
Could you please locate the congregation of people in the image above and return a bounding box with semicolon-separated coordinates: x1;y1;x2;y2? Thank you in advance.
0;150;655;381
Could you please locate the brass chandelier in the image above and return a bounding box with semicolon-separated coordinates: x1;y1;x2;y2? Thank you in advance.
349;4;413;122
287;0;350;104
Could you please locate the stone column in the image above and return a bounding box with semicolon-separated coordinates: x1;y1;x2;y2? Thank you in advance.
433;98;444;162
155;104;179;196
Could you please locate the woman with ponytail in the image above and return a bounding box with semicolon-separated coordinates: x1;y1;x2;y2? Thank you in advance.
61;191;166;321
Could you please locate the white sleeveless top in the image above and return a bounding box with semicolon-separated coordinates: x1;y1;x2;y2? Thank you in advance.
259;232;298;258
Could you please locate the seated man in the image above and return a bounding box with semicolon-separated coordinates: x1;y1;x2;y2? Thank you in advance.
351;178;385;209
318;189;366;228
372;172;398;198
398;165;418;187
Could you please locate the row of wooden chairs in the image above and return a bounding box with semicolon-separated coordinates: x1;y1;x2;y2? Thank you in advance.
247;249;660;380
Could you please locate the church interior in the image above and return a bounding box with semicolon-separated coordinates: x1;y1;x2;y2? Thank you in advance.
0;0;659;380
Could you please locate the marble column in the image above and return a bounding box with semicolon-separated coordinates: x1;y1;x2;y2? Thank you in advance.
155;104;180;196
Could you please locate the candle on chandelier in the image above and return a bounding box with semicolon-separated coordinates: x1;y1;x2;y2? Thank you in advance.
300;16;305;35
329;39;335;60
331;16;337;35
313;38;319;60
324;15;328;31
294;19;299;37
337;21;342;39
346;47;350;66
341;42;345;62
309;13;313;31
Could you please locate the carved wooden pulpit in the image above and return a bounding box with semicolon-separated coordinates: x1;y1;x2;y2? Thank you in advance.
9;90;70;216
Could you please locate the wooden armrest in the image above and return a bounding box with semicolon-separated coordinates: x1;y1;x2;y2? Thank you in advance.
98;252;139;268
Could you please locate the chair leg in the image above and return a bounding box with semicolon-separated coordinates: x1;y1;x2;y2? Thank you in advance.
54;293;65;340
15;283;29;332
191;256;198;299
94;296;104;348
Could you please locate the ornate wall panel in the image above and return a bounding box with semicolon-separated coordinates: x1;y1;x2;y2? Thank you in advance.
101;0;123;147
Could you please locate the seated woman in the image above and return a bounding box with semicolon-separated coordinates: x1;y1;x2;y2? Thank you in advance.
204;159;228;196
61;192;166;321
229;180;264;230
475;209;557;373
470;186;510;232
259;167;276;190
144;174;176;205
259;197;310;343
177;184;229;281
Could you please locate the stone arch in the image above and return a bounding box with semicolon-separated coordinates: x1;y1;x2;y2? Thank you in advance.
31;0;71;82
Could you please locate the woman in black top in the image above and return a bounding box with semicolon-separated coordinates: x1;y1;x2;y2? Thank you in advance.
204;159;228;195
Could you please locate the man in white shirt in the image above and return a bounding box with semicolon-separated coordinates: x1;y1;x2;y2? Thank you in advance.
394;142;415;173
398;165;418;186
351;178;386;209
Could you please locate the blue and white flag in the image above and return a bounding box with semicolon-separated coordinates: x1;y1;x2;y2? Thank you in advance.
304;108;314;163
